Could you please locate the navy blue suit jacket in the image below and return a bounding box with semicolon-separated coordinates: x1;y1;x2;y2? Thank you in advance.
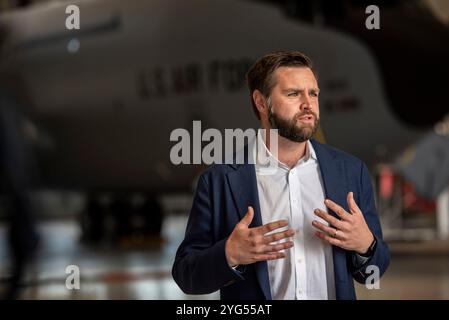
172;139;390;300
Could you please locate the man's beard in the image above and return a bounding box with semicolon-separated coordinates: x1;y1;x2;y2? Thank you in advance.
268;99;319;143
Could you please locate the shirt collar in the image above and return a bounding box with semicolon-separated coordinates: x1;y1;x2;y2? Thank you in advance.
255;128;317;170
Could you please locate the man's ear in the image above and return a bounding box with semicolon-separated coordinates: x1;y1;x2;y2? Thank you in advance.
253;90;268;116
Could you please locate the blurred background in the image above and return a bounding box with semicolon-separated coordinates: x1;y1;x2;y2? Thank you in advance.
0;0;449;299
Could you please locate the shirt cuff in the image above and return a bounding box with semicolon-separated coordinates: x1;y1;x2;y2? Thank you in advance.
352;253;371;268
352;237;377;268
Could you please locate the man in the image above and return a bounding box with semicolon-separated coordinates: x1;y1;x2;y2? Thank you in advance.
172;51;390;300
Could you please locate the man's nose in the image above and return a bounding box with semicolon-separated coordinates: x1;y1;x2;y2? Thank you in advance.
300;101;312;112
300;94;312;111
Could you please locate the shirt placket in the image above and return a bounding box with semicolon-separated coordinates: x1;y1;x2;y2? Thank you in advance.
288;166;307;299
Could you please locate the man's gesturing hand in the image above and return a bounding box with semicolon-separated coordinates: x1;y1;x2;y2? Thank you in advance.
225;206;295;267
312;192;374;254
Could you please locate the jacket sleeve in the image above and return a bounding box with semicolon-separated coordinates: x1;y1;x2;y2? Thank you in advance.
350;162;391;284
171;173;245;295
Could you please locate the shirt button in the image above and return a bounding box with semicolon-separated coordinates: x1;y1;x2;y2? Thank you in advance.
297;258;302;263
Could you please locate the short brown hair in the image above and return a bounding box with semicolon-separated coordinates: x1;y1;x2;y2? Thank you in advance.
246;51;315;119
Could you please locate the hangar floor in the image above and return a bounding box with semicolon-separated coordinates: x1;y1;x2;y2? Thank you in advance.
1;214;449;300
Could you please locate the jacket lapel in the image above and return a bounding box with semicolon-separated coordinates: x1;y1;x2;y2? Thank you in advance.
311;139;350;286
310;140;348;213
227;164;263;226
226;162;272;300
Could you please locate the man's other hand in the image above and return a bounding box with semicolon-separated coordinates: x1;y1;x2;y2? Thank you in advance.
225;206;295;267
312;192;374;254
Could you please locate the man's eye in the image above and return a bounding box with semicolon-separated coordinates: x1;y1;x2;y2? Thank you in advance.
287;92;298;97
310;92;319;97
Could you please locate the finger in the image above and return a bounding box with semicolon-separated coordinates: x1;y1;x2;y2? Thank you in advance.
324;199;351;220
312;221;348;240
260;241;294;253
262;228;295;244
314;209;343;229
257;219;290;235
254;252;286;262
315;231;342;247
312;220;337;236
240;206;254;227
347;192;361;215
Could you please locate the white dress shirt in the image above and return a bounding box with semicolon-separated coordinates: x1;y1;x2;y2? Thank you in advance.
253;130;336;300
